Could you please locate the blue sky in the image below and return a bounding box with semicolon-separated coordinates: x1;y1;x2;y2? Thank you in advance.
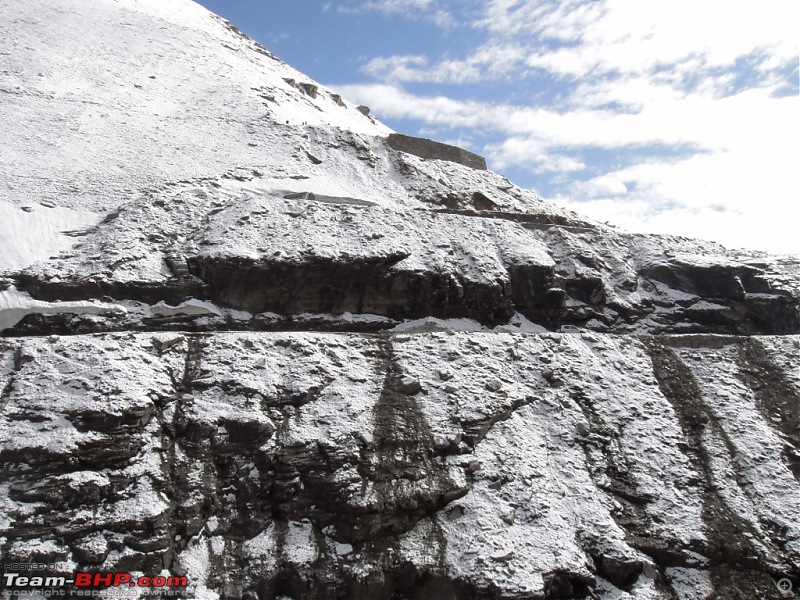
195;0;799;254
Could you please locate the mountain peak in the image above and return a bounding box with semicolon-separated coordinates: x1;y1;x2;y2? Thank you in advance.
1;0;390;213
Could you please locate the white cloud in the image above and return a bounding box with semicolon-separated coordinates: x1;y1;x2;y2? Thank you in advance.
361;55;430;81
338;0;455;27
348;0;435;12
484;137;586;174
478;0;798;77
354;1;798;91
338;80;766;152
333;83;493;128
335;0;799;253
361;43;526;84
555;95;800;253
361;55;483;84
476;0;601;42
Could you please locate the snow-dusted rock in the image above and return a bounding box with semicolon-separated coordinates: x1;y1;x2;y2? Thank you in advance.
1;332;798;598
0;0;798;598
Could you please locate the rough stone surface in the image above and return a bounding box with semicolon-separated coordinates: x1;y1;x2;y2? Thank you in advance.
1;332;798;599
387;133;488;171
1;1;799;599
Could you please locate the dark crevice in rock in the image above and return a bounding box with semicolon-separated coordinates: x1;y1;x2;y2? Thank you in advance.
470;191;496;211
0;345;23;409
507;264;564;325
459;395;536;451
187;255;522;327
571;387;645;512
348;336;466;541
645;340;793;598
737;338;800;481
14;273;207;307
70;402;155;434
569;385;647;589
543;571;593;599
158;338;192;571
433;207;597;231
640;262;800;335
183;333;210;391
165;334;277;572
642;260;781;300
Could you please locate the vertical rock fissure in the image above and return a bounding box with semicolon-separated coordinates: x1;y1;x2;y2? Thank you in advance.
165;334;207;574
645;339;786;599
0;344;23;409
182;334;209;392
737;338;800;481
568;386;649;589
362;336;455;565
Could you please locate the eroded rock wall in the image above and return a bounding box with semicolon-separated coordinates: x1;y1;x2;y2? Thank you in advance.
6;179;799;339
2;2;800;599
387;134;488;171
1;331;798;598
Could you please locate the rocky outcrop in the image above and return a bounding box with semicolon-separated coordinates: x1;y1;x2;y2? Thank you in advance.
1;332;798;599
1;1;799;599
5;187;798;338
387;133;488;171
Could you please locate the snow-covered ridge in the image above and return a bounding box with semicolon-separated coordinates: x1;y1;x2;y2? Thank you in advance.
0;0;390;216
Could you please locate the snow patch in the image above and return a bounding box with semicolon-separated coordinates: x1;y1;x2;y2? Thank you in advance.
0;287;126;331
0;201;100;272
338;311;392;324
393;317;486;333
150;298;223;318
494;312;549;333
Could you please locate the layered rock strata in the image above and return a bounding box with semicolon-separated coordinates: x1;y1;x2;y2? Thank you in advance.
0;1;798;599
2;332;799;599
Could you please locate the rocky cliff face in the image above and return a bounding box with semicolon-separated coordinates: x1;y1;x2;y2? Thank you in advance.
1;1;799;599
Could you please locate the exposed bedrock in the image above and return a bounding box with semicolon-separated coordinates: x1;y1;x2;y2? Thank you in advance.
1;331;798;599
14;274;207;309
639;258;800;334
6;193;799;337
2;1;800;598
640;259;772;299
387;133;488;171
188;255;561;328
645;339;798;598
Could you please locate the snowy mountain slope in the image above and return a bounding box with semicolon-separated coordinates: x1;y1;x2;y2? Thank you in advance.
0;0;567;275
1;1;799;599
0;0;389;211
2;0;797;339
